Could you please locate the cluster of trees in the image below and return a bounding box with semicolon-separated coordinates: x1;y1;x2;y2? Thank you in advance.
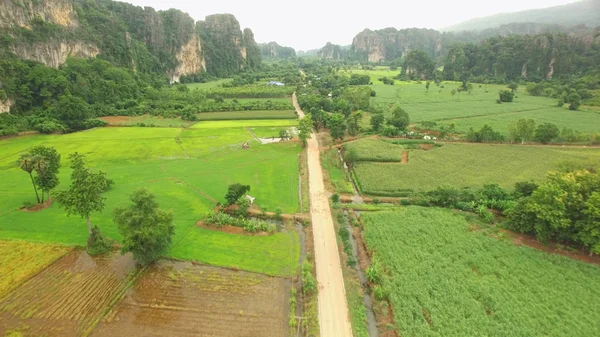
16;146;175;264
507;168;600;255
17;146;61;205
370;106;410;137
525;74;600;109
442;33;600;83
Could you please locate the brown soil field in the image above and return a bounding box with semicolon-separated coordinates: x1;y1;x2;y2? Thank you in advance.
0;250;137;336
90;261;292;337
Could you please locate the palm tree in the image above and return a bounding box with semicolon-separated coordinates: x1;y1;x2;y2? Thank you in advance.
17;154;40;204
32;155;48;203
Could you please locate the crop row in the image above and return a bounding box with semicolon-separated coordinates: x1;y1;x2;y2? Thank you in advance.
361;207;600;337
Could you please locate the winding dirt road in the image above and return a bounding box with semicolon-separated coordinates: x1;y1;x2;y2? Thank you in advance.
293;93;353;337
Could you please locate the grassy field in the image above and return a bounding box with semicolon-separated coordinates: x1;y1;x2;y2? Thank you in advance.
362;207;600;337
342;67;400;83
0;121;301;276
344;138;404;162
353;143;600;195
321;148;354;194
197;110;296;121
0;240;71;299
100;115;194;127
343;67;600;136
185;79;231;90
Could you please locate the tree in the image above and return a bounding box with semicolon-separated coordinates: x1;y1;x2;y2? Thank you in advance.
507;169;600;255
298;114;313;147
114;189;175;265
534;123;559;144
347;111;363;136
508;83;519;92
451;89;457;100
29;146;61;201
499;90;514;102
387;106;410;130
328;113;347;141
279;129;289;140
225;183;250;205
467;83;474;95
370;113;385;131
425;81;430;92
515;119;536;144
567;93;581;111
344;147;358;169
55;153;109;238
17;154;41;204
52;94;90;131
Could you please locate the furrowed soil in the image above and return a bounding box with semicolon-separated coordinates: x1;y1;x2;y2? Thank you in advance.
90;260;291;337
0;250;136;336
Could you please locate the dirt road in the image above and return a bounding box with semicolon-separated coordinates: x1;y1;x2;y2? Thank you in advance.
293;93;354;337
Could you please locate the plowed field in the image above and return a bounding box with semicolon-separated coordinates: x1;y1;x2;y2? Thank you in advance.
0;250;137;336
90;261;291;337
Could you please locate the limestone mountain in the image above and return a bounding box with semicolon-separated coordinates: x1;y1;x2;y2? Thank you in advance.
259;42;296;59
348;23;599;63
445;0;600;32
0;0;261;82
317;42;345;60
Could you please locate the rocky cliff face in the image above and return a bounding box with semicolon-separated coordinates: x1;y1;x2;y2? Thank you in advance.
0;0;77;28
199;14;261;76
0;0;258;79
260;41;296;58
352;28;448;63
11;40;99;68
0;99;12;114
317;42;344;60
169;35;206;83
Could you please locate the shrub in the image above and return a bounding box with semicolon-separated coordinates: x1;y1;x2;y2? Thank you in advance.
302;260;316;294
331;193;340;203
498;90;514;102
83;119;108;129
87;226;114;255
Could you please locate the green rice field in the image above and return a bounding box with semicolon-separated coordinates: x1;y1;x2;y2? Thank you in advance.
0;120;301;276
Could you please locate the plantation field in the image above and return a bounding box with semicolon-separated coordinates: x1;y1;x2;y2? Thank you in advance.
185;79;231;90
352;143;600;195
344;138;404;162
342;67;400;83
197;110;297;121
0;240;71;299
0;250;137;336
342;72;600;135
0;120;301;276
362;207;600;337
91;261;292;337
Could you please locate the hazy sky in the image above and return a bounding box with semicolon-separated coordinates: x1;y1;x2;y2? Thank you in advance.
123;0;580;51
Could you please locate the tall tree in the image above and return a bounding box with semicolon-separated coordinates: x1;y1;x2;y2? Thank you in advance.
29;146;61;201
387;106;410;130
370;113;385;131
347;111;363;136
298;114;313;147
515;119;536;144
225;183;250;205
17;154;41;204
328;113;347;141
114;189;175;265
55;153;109;238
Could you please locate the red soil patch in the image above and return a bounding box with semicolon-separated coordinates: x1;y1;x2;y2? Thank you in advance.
501;229;600;265
420;143;434;150
401;150;408;164
196;221;270;236
20;199;54;212
99;116;133;125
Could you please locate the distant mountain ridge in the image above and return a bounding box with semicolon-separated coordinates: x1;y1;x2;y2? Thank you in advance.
444;0;600;32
